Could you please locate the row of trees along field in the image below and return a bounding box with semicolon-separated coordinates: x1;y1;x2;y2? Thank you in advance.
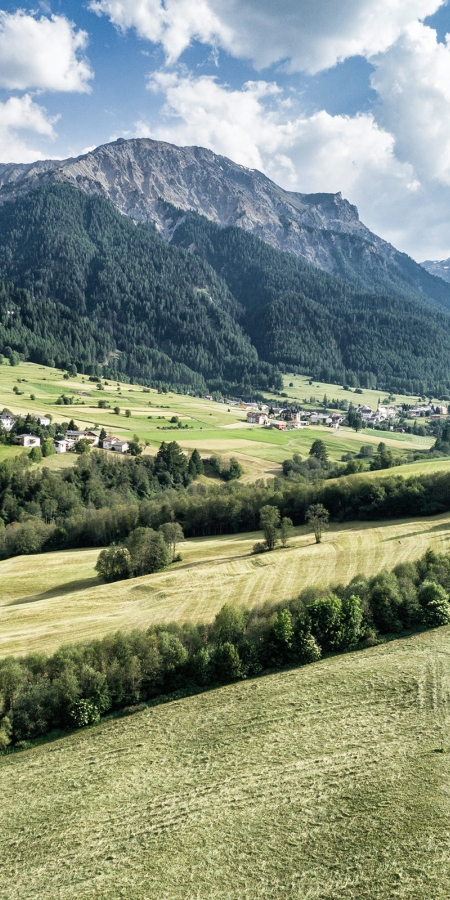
2;441;450;559
1;548;449;749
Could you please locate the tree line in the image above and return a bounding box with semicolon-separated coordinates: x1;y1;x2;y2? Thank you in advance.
2;447;450;559
1;547;449;749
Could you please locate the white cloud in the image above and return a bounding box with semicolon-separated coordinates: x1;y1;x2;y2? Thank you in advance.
89;0;230;64
371;22;450;184
0;94;58;163
89;0;443;72
0;11;93;92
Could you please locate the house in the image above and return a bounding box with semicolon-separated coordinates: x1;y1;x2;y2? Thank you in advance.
0;409;16;431
36;415;51;427
247;412;268;425
54;438;75;453
103;436;129;452
17;434;40;448
281;410;301;424
66;429;99;446
271;422;287;430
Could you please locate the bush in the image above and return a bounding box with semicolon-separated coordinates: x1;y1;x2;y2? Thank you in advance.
418;581;450;627
70;699;100;728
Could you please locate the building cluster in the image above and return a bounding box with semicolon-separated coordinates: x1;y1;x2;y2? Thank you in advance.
0;411;129;453
245;398;449;431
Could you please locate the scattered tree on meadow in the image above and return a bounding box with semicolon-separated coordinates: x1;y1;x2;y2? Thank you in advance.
260;505;280;551
306;503;330;544
159;521;185;561
309;439;328;462
280;516;294;547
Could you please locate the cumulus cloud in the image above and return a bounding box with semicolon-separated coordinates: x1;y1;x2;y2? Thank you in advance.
0;11;93;92
89;0;442;71
89;0;229;63
371;22;450;184
0;94;58;163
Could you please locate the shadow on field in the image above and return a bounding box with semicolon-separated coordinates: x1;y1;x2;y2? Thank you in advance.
382;522;450;543
9;576;100;606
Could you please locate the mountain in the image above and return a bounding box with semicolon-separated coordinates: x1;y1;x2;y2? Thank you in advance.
420;257;450;284
1;138;450;310
2;183;450;395
0;185;279;394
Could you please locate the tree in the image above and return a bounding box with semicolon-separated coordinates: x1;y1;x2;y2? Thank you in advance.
306;503;329;543
42;439;55;457
114;407;120;415
95;547;132;582
192;449;204;475
29;446;42;463
309;439;328;462
128;435;142;456
214;602;247;644
74;438;91;454
159;521;184;560
260;505;280;551
418;581;450;627
125;409;131;418
280;516;293;547
213;642;243;682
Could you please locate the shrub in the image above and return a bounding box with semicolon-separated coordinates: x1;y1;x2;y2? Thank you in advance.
70;699;101;728
418;581;450;627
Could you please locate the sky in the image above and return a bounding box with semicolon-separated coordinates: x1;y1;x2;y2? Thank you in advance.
0;2;450;261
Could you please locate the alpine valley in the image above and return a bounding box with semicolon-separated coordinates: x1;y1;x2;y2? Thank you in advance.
1;137;450;394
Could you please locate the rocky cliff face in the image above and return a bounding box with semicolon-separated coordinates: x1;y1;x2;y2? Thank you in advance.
0;137;448;304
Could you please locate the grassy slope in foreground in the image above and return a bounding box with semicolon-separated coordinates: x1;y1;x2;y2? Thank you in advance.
1;627;450;900
2;513;450;657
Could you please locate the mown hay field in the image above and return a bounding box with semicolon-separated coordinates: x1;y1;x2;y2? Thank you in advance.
2;626;450;900
2;513;450;657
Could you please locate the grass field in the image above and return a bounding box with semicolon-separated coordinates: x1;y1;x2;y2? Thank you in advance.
2;512;450;658
0;360;437;483
2;625;450;899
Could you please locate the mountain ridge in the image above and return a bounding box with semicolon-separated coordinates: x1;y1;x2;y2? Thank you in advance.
1;137;450;310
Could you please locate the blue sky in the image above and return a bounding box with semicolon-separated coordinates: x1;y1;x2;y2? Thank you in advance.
0;0;450;261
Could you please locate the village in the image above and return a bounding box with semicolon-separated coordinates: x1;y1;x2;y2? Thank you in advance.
0;393;447;455
0;409;129;454
240;399;449;431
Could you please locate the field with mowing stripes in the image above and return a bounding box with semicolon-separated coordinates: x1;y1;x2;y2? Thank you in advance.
1;626;450;899
2;512;450;658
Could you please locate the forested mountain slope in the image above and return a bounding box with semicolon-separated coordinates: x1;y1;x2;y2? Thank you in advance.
2;185;450;394
1;137;450;310
0;185;278;393
170;208;450;394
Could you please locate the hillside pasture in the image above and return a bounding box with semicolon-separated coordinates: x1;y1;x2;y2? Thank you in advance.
2;513;450;657
0;361;435;482
1;627;450;899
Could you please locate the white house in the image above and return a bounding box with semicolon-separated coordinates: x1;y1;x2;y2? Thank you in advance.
54;438;75;453
247;412;268;425
0;410;16;431
17;434;40;448
66;429;99;446
103;436;129;452
36;415;51;427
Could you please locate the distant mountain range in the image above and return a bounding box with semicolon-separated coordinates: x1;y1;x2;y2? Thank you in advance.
420;257;450;284
1;138;450;396
1;137;450;311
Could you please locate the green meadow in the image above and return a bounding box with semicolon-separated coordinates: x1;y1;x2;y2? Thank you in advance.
1;626;450;900
0;360;435;481
2;512;450;658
